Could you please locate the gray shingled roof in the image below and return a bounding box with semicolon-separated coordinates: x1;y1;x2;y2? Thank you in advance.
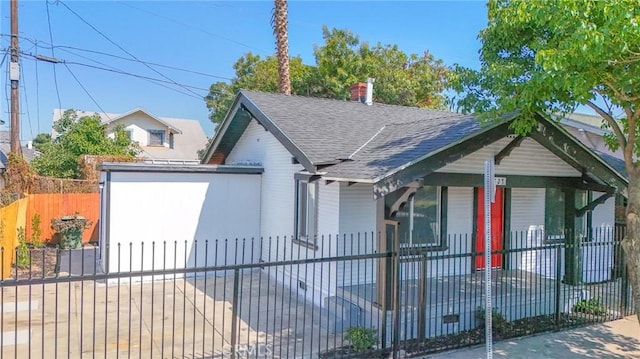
241;90;479;178
594;150;627;178
207;91;627;188
322;115;480;180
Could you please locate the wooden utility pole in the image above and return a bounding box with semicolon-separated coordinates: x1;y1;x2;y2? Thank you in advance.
10;0;21;154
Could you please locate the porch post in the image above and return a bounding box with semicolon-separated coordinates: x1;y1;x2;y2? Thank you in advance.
564;189;582;285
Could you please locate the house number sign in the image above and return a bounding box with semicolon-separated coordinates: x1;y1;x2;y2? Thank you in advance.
494;177;507;186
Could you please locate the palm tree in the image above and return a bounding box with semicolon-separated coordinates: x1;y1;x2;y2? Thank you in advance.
272;0;291;95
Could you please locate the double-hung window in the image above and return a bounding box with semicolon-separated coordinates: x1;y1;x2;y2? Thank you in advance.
295;180;317;245
395;186;447;248
148;130;165;147
545;188;588;241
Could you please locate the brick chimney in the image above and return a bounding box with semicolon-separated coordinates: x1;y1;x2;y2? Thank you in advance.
350;78;375;105
350;82;367;103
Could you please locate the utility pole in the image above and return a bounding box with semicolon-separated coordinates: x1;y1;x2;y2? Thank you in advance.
10;0;21;155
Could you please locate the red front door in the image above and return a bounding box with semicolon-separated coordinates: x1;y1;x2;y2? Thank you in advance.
476;187;504;270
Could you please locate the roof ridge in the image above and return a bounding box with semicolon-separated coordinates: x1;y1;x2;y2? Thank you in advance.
348;125;386;160
385;113;475;126
240;89;458;114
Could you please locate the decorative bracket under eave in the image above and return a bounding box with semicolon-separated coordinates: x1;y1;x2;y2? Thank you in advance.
494;136;525;165
575;192;614;217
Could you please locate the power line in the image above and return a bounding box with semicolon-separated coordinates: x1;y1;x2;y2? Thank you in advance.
0;47;8;72
35;41;41;133
19;52;214;98
57;0;204;99
3;49;10;121
63;63;110;121
56;46;232;80
0;34;233;81
114;0;267;54
65;61;210;92
45;0;63;111
51;48;207;100
19;56;34;139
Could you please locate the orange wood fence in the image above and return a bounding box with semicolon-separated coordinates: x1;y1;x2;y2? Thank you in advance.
25;193;100;245
0;198;27;278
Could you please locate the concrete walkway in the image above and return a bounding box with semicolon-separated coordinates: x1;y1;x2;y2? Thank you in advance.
426;316;640;359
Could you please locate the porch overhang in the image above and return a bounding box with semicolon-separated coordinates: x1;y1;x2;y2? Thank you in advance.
372;120;514;199
528;115;627;195
371;115;627;199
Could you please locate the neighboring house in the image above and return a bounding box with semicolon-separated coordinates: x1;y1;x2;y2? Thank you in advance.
560;113;627;225
52;108;208;164
560;113;625;168
0;130;37;190
200;87;626;302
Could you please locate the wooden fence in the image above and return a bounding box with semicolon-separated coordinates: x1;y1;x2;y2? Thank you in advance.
0;198;28;278
0;193;99;278
25;193;100;244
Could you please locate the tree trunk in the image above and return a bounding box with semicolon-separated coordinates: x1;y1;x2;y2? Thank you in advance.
622;171;640;324
273;0;291;95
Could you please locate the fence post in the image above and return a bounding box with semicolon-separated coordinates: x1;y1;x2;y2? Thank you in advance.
230;268;240;359
417;255;427;341
555;244;562;327
392;240;400;359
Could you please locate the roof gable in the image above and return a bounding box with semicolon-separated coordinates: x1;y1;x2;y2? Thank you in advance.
107;108;182;134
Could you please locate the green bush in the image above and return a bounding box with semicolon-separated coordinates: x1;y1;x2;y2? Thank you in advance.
573;298;607;316
30;213;44;248
475;307;509;334
344;327;377;353
16;227;30;268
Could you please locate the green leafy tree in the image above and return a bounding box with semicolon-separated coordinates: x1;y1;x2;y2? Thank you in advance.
205;54;312;124
31;110;139;178
205;27;449;124
32;133;51;152
450;0;640;322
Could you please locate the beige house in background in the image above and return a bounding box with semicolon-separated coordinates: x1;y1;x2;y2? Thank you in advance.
52;108;208;164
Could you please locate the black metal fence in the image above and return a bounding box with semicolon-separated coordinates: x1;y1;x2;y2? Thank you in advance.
0;228;633;358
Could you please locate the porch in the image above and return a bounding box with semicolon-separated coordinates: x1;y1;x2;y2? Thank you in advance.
337;269;627;340
331;234;630;343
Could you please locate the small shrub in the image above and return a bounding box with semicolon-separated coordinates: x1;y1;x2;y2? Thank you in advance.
30;213;44;248
475;307;509;334
573;298;607;316
344;327;377;353
16;227;30;268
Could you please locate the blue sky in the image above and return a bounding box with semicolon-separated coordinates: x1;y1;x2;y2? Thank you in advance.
0;1;487;141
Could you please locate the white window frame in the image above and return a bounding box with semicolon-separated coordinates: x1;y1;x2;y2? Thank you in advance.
148;130;165;147
295;179;317;246
397;186;446;248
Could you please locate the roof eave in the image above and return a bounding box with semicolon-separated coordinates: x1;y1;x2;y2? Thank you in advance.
107;108;183;134
371;116;516;198
534;114;628;190
370;112;627;199
201;95;245;163
202;91;316;172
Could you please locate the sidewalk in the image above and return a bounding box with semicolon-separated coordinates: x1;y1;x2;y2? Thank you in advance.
425;316;640;359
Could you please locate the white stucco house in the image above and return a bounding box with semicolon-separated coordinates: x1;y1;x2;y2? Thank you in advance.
198;87;625;298
52;108;209;163
98;86;628;337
